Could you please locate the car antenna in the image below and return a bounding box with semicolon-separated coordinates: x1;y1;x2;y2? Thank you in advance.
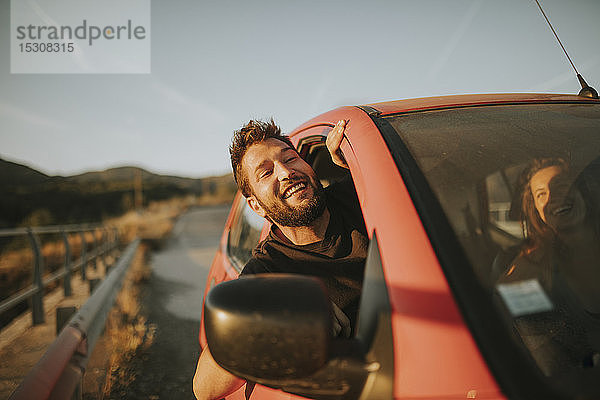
533;0;598;99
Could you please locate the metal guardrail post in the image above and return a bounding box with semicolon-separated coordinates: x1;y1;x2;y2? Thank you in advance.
56;306;77;335
92;229;98;271
27;229;45;325
99;228;105;270
108;227;117;271
102;228;109;270
62;230;72;297
109;228;117;274
113;227;119;256
79;232;87;281
88;279;101;294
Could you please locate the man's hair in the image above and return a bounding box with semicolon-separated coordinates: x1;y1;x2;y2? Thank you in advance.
230;119;295;197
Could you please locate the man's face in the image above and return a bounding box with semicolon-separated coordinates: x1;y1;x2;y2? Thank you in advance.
242;138;326;227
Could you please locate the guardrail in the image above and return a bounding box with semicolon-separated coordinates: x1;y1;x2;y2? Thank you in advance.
0;225;120;327
8;238;141;400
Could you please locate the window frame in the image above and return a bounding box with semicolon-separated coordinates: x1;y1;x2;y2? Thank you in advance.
225;194;266;272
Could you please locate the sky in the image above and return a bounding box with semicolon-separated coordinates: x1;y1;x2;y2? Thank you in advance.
1;0;599;179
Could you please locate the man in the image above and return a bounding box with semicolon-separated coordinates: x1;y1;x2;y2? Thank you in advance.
193;119;368;400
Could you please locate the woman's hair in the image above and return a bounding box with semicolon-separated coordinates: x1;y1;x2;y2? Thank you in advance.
518;158;569;254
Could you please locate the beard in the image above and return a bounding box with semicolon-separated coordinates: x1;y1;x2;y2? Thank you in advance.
256;177;327;227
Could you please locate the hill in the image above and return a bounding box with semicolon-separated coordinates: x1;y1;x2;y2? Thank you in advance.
0;159;53;187
0;158;236;228
71;166;202;187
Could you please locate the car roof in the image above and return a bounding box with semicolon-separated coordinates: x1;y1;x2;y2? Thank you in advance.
291;93;600;135
362;93;600;115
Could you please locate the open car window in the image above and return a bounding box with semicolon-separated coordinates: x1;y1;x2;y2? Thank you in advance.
297;130;350;188
484;165;524;242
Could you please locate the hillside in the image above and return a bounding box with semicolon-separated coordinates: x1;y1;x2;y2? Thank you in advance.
0;158;236;228
70;167;202;189
0;159;53;187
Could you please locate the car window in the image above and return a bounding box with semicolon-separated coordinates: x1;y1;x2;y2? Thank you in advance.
297;130;350;187
381;103;600;391
227;197;264;271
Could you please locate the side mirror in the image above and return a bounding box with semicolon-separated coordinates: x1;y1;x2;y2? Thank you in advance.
204;274;332;380
205;235;394;400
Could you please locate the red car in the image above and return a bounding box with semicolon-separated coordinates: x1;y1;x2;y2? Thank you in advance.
200;93;600;399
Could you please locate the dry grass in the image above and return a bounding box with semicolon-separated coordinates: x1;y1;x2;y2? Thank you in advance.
195;190;235;207
107;196;191;244
93;243;156;398
80;198;192;398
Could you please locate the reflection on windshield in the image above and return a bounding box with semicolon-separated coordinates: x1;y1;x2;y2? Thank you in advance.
385;104;600;382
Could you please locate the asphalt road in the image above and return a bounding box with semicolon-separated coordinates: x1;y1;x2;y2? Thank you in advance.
107;205;230;400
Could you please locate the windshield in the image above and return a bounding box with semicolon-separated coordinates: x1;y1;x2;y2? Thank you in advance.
383;103;600;393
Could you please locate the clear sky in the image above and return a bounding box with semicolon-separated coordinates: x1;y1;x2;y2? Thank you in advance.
1;0;599;178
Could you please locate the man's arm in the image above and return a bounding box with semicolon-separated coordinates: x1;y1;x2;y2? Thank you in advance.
193;346;245;400
326;119;349;169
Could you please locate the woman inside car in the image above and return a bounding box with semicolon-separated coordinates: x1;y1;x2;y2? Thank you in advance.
496;157;600;376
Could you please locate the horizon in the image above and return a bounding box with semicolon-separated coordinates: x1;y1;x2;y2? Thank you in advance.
0;154;231;179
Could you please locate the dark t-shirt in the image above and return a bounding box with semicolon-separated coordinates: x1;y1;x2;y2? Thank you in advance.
241;178;368;330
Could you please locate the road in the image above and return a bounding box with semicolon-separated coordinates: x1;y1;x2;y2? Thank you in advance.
106;205;230;399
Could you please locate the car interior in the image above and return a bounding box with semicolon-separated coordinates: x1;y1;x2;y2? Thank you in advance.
297;135;350;188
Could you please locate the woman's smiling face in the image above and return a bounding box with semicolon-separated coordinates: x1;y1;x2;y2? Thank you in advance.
530;166;586;231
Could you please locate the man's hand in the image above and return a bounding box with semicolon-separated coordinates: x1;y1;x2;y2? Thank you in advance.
331;301;351;338
326;119;349;169
193;346;244;400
